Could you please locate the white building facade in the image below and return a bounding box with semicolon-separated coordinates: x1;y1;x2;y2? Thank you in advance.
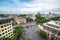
38;21;60;40
0;18;13;39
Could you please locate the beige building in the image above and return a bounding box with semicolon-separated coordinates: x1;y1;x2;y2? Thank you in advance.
38;21;60;40
0;18;13;39
14;17;26;24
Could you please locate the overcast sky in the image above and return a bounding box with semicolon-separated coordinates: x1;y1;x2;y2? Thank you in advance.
0;0;60;14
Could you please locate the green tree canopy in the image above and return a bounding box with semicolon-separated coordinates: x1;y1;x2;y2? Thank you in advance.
26;17;33;22
50;16;60;20
39;30;47;38
36;14;49;23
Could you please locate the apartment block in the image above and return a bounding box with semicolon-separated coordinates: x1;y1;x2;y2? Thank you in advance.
0;18;13;39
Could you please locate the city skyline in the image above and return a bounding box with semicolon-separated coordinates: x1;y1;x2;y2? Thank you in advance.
0;0;60;14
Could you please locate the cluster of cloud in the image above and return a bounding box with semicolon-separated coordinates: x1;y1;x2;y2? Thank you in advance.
0;0;60;14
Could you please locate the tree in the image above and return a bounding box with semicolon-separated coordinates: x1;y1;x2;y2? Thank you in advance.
14;26;23;40
19;37;23;40
0;14;8;18
0;14;4;17
10;26;23;40
15;26;23;36
36;14;49;23
39;30;47;38
26;17;33;22
10;36;17;40
49;16;60;20
1;26;23;40
2;37;10;40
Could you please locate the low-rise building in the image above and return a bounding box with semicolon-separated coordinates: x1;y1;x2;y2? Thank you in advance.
38;21;60;40
14;17;26;24
0;18;13;39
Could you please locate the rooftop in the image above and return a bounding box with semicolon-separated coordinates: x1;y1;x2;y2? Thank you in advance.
0;18;12;24
47;21;60;27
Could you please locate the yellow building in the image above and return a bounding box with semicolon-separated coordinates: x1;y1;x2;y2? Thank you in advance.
15;17;26;24
26;14;36;20
0;18;13;39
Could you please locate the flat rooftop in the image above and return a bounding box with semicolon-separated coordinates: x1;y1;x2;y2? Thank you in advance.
0;18;12;24
47;21;60;27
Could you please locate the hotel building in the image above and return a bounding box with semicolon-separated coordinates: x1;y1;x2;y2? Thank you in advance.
0;18;13;39
38;21;60;40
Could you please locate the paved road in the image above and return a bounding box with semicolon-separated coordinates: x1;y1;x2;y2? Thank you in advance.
13;22;45;40
12;22;36;28
22;22;45;40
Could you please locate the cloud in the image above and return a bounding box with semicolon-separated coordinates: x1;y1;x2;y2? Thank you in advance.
0;0;60;14
19;0;33;2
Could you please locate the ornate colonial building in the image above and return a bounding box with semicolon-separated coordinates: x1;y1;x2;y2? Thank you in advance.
14;17;26;24
38;21;60;40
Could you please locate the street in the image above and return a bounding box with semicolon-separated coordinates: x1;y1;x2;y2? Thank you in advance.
12;22;36;28
13;22;45;40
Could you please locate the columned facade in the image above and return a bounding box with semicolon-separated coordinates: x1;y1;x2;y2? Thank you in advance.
38;21;60;40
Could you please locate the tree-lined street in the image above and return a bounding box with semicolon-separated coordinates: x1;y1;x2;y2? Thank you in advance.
12;22;45;40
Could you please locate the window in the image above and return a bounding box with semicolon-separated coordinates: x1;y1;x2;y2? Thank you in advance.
6;34;7;36
0;34;1;36
8;27;9;29
4;25;6;27
6;21;8;22
51;28;55;33
2;33;4;35
8;30;9;32
10;26;11;28
9;20;10;22
10;29;12;31
58;31;60;36
3;36;5;38
55;30;57;34
2;29;4;31
59;23;60;25
10;24;11;25
9;33;10;35
5;31;7;33
48;33;49;36
56;22;58;24
11;32;13;33
5;28;7;30
9;36;10;37
1;26;3;28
